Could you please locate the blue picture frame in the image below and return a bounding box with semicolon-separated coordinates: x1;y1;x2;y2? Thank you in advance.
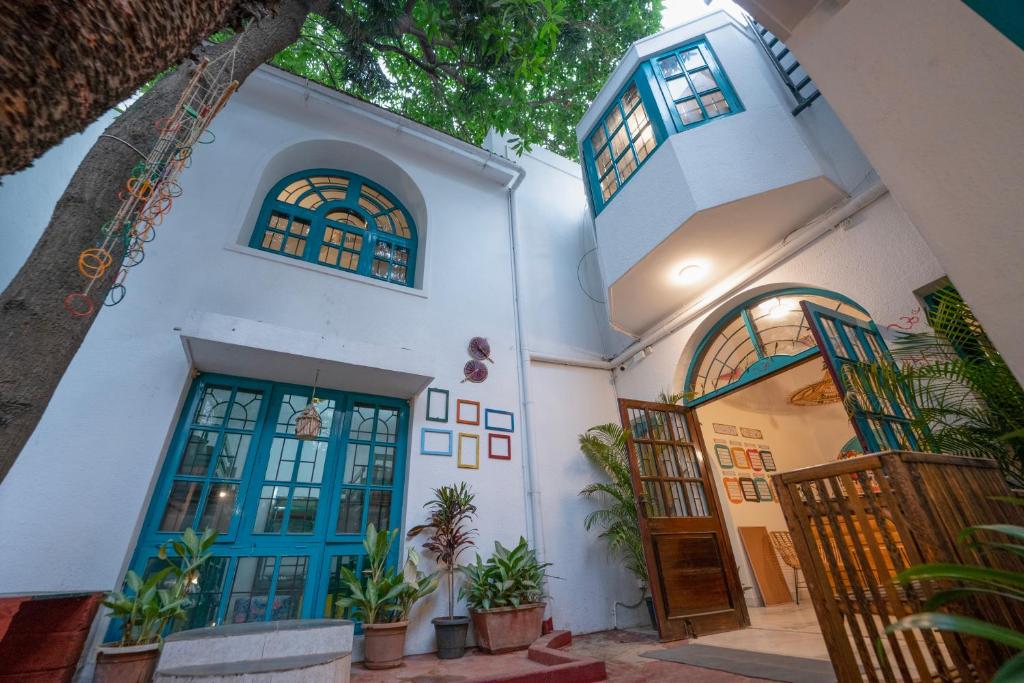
484;409;515;433
421;428;453;456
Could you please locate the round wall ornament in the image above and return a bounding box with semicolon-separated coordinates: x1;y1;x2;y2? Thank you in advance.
462;360;488;383
468;337;493;363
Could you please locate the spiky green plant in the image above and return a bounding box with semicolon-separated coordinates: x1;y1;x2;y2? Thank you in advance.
579;423;648;586
407;482;477;620
885;498;1024;682
855;286;1024;483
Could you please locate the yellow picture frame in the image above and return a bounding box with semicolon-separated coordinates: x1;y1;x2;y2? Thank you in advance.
457;432;480;469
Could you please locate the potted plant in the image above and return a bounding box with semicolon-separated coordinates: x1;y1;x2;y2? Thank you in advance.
407;482;477;659
460;537;552;653
579;423;655;627
335;523;437;669
96;528;217;682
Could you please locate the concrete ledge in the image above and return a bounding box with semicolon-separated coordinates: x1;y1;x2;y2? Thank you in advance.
463;631;606;683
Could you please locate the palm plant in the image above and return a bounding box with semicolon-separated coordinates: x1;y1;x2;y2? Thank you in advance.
578;423;647;586
885;498;1024;682
104;527;218;646
407;482;477;620
856;286;1024;483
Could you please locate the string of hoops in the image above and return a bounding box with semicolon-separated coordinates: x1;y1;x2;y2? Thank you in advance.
64;47;240;317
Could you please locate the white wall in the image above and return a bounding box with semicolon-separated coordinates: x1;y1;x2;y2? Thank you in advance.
781;0;1024;380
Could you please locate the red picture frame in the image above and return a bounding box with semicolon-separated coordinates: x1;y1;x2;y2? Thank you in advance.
488;433;511;460
456;399;480;425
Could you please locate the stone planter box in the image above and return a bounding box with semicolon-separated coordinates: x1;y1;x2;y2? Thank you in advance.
470;603;545;654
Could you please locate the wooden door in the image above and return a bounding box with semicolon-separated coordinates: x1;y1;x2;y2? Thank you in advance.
618;399;748;640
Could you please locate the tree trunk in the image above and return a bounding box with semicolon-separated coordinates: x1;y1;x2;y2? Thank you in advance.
0;0;326;483
0;0;281;176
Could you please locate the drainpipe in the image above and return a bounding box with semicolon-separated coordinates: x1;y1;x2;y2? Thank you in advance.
505;164;547;565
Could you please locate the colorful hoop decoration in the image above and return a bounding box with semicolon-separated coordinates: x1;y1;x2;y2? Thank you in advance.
123;246;146;268
196;129;216;145
125;176;154;201
77;248;113;280
63;292;95;317
157;180;183;199
104;283;127;307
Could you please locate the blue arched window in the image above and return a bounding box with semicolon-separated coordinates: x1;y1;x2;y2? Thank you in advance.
251;169;417;287
684;288;870;405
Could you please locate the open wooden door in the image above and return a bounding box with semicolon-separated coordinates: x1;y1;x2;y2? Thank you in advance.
801;301;930;453
618;399;748;641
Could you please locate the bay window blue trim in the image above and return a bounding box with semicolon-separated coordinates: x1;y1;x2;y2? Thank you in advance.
652;38;744;134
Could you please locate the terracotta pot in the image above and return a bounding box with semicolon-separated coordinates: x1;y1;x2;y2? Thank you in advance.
470;603;545;654
362;621;408;669
94;642;160;683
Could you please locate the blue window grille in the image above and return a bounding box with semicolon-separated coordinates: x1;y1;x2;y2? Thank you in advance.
683;288;870;406
653;39;743;132
115;374;409;634
250;169;417;287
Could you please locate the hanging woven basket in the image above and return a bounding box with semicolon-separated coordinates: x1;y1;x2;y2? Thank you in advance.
295;404;322;440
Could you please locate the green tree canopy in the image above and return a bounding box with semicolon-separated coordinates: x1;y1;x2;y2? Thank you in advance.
271;1;663;157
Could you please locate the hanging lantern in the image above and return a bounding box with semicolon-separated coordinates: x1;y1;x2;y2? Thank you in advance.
296;368;322;440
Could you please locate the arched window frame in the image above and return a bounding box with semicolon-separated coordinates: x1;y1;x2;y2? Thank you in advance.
250;169;418;287
683;287;870;406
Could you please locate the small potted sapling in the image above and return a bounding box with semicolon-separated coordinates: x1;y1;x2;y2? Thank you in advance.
407;483;477;659
96;528;217;683
335;523;437;669
461;537;552;653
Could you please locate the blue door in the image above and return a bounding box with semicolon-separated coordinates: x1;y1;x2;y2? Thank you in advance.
800;301;928;453
121;374;408;632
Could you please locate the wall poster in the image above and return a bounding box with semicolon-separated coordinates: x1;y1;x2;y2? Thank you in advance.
740;427;763;439
714;442;734;469
739;477;759;502
713;423;739;436
747;447;763;472
753;477;774;502
759;449;777;471
731;443;750;469
723;476;743;504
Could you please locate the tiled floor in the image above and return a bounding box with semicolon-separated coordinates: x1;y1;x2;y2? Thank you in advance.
350;603;830;682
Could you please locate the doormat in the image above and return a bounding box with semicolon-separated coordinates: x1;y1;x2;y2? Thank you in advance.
641;644;837;683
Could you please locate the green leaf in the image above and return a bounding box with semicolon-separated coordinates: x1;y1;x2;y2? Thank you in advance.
896;562;1024;591
885;612;1024;650
993;651;1024;683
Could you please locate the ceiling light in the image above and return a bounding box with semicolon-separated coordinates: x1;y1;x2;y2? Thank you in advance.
676;263;706;284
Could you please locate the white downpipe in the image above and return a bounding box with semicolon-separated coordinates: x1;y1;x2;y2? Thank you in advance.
608;179;889;368
506;167;547;565
529;352;613;371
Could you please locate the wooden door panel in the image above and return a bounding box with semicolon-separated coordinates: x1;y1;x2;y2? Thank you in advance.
619;399;748;641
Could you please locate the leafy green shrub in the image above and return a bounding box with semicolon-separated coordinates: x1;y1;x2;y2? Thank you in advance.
335;523;437;624
460;537;551;611
104;527;218;646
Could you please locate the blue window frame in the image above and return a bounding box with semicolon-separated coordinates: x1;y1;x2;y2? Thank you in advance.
250;169;417;287
117;374;409;633
683;288;870;406
653;39;742;132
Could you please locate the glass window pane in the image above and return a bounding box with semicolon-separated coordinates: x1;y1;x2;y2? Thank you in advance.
372;445;395;485
194;386;232;426
319;245;339;266
228;557;275;623
605;105;623;133
227;390;262;430
633;124;656;163
277;180;308;204
160;481;202;531
368;490;392;531
627;105;649;137
262;231;283;251
199;483;237;533
375;215;394;233
596;147;613;175
682;48;705;71
344;444;370;485
287;487;319;533
393;247;409;266
600;172;618;201
609;125;629;158
667;77;693;101
676;98;705;125
361;186;394;211
340;251;359;271
177;556;228;630
213;433;250;479
590;126;606;153
372;259;389;278
616;151;638;181
325;209;365;229
622;84;640;113
283;236;305;256
268;212;289;230
350;405;376;441
689;68;717;93
254;485;289;533
179;430;217;476
659;55;683;78
336;488;364;534
290;218;310;236
324;227;342;245
265;438;299;481
324;555;359;618
391;264;407;283
296;441;327;484
701;91;730;117
272;557;308;620
343;233;362;251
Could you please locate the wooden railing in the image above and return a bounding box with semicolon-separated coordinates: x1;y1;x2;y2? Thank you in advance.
773;451;1024;682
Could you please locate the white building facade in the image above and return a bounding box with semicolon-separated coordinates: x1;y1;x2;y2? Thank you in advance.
0;9;1000;676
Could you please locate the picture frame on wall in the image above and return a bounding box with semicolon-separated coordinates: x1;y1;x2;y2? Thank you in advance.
753;477;773;502
739;477;759;502
421;428;453;456
714;443;734;469
723;476;743;504
426;388;449;422
484;408;514;432
488;433;511;460
759;449;777;471
456;399;481;425
731;446;751;469
458;433;480;469
747;448;763;471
